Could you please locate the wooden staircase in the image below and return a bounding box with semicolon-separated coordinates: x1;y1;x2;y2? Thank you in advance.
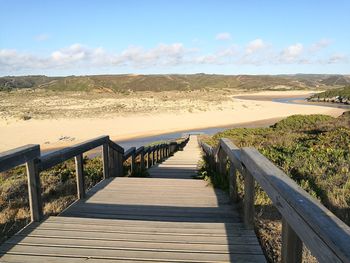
0;135;265;262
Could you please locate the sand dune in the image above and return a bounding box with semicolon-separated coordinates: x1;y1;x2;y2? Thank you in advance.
0;90;345;152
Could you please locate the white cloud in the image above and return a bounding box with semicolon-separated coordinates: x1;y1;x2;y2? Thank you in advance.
34;34;50;42
310;39;331;52
326;53;348;64
245;39;267;54
119;43;193;67
0;40;348;74
279;43;303;62
0;43;194;72
215;32;231;41
194;45;238;65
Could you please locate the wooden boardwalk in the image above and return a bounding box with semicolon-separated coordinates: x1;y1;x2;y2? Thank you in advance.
0;136;265;262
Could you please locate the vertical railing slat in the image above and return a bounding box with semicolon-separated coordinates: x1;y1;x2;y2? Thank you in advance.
140;150;145;170
243;167;255;229
102;143;109;179
282;218;303;263
229;164;238;202
75;154;85;199
26;159;43;222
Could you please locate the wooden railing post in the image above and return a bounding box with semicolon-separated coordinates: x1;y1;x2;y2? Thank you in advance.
160;146;162;161
147;150;151;168
217;148;227;175
282;218;303;263
75;154;85;199
108;148;117;177
26;158;43;222
116;152;124;176
140;150;145;170
153;148;156;164
102;143;109;179
156;147;160;163
209;149;215;171
243;166;255;229
131;151;135;175
229;163;238;202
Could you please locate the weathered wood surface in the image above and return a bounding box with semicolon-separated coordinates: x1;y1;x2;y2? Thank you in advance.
39;136;109;171
0;136;265;262
202;138;350;263
0;144;40;173
241;147;350;263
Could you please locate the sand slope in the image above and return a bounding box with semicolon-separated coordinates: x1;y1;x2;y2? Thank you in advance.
0;91;345;152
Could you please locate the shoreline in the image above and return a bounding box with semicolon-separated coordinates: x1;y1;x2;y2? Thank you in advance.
41;116;284;154
0;90;346;152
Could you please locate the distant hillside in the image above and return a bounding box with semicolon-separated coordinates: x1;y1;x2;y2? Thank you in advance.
320;75;350;86
1;74;349;92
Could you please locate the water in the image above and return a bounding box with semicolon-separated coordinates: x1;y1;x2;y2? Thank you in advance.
272;96;350;109
45;94;350;155
116;128;225;149
118;95;350;148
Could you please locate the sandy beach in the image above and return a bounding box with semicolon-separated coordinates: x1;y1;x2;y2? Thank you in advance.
0;90;346;152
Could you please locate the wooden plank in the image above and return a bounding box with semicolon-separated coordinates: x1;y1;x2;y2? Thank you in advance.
5;236;263;254
14;227;261;245
0;243;267;263
26;222;251;234
45;216;247;229
0;254;89;263
0;144;40;173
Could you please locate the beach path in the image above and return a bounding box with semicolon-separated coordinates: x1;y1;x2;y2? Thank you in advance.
0;135;265;262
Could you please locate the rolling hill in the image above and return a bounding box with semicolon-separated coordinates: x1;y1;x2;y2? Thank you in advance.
1;74;349;92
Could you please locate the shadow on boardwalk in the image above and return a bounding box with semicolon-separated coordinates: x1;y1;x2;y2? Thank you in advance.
0;135;265;262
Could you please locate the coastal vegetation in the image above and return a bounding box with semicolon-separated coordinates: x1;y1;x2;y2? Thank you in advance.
1;74;349;92
200;112;350;262
308;86;350;104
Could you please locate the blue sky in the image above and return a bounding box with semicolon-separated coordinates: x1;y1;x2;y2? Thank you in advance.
0;0;349;76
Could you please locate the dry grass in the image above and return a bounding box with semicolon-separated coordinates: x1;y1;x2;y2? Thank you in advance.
0;89;238;121
0;157;104;244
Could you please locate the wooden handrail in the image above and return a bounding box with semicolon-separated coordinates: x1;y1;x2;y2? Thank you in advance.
199;138;350;263
40;135;109;171
123;147;136;160
0;144;40;173
108;140;124;154
135;146;144;156
0;134;189;225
